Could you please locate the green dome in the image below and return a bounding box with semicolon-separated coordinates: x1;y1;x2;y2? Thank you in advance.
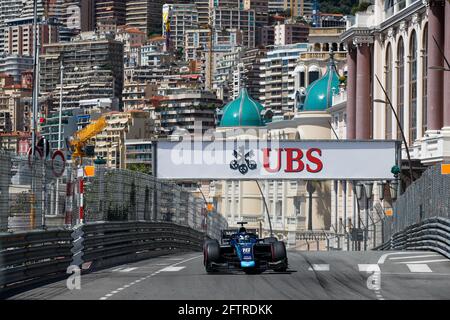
302;59;340;111
219;88;265;127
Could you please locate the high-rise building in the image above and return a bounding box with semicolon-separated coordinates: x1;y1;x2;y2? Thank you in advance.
210;7;256;48
163;3;199;52
40;31;124;111
213;47;243;102
260;43;308;113
94;110;153;169
126;0;164;37
4;18;59;56
232;47;266;102
156;90;222;136
0;55;33;83
243;0;269;46
95;0;126;26
274;21;309;45
194;0;210;26
268;0;312;17
0;0;23;56
59;0;96;41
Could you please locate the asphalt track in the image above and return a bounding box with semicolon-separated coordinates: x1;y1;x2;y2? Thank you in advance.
5;250;450;300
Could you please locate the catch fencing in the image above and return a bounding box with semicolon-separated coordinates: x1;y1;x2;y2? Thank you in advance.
381;165;450;241
376;165;450;256
0;152;228;241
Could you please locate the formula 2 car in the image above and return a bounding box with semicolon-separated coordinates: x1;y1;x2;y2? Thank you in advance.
203;222;288;274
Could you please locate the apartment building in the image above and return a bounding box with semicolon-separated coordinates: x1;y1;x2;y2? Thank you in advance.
0;55;33;83
0;0;23;56
260;42;308;114
94;110;153;169
156;90;222;136
4;17;59;56
40;31;124;111
163;3;199;52
126;0;164;36
210;7;256;48
274;21;309;45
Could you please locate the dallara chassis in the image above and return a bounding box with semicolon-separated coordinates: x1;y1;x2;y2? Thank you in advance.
203;222;288;274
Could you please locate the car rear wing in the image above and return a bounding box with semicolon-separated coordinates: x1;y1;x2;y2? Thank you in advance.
221;229;238;244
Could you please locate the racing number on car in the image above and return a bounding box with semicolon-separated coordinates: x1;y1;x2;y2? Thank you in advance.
242;248;251;254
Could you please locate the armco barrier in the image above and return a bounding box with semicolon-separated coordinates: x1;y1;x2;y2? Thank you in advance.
79;221;205;270
0;221;206;293
374;217;450;259
0;228;73;291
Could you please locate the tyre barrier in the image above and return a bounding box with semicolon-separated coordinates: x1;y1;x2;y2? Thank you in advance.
373;217;450;259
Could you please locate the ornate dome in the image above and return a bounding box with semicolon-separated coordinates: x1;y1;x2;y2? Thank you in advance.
219;88;266;127
300;53;340;111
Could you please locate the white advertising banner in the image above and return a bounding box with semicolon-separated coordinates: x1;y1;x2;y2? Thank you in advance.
156;140;398;180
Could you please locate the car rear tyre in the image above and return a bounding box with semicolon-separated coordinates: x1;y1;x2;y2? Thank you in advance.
264;236;278;244
271;241;288;272
204;240;220;273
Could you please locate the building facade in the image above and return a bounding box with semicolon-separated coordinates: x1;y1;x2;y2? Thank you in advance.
40;31;124;111
341;0;450;167
259;42;308;115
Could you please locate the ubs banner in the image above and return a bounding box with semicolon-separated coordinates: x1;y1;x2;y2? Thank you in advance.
156;140;398;180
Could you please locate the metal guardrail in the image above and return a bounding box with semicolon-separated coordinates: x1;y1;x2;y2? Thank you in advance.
0;228;73;291
79;221;205;270
0;221;206;293
374;217;450;259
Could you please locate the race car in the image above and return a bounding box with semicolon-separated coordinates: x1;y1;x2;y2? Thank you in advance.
203;222;288;274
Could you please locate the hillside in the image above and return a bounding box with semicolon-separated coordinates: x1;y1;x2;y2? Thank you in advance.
318;0;360;15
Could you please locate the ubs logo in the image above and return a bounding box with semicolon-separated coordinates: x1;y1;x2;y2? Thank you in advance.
230;146;257;175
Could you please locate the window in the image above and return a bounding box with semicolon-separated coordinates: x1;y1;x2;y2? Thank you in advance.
409;31;418;144
397;38;405;142
422;24;428;134
385;43;393;139
308;71;319;84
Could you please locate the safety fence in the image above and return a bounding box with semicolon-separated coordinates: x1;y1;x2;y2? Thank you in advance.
0;221;209;294
375;217;450;259
0;152;228;241
375;164;450;255
382;164;450;240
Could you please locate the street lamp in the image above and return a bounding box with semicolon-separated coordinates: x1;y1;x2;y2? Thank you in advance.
377;181;386;201
363;182;373;251
374;74;414;184
389;179;398;201
354;181;363;251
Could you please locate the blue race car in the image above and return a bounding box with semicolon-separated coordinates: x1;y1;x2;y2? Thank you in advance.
203;222;288;274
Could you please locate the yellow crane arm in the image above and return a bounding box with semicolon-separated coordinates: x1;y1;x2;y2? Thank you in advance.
73;116;107;144
70;116;107;160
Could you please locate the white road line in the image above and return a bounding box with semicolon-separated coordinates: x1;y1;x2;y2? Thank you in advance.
160;266;186;272
407;264;432;273
119;267;138;272
112;267;123;272
389;254;440;260
395;259;450;264
99;254;202;300
358;264;381;272
308;264;329;271
378;252;426;264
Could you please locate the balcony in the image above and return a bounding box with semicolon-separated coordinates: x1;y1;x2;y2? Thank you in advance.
331;89;347;107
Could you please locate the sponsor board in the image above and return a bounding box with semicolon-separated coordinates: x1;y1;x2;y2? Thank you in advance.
156;140;398;180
